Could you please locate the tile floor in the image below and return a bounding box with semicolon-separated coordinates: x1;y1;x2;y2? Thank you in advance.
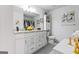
34;43;62;54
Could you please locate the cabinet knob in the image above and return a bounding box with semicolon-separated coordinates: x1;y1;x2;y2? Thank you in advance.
38;44;41;47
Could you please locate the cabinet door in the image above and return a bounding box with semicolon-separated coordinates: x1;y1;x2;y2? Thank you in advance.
16;39;25;54
36;32;47;49
24;39;30;54
24;37;35;54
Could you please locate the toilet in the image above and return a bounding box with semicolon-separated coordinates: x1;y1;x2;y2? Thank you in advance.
48;36;56;44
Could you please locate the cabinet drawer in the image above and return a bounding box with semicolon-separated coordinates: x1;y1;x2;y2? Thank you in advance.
24;33;34;37
15;34;24;39
25;45;35;54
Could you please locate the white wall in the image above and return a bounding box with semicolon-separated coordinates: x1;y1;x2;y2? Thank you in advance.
0;6;23;54
50;6;79;42
0;6;15;53
13;6;24;31
34;7;45;18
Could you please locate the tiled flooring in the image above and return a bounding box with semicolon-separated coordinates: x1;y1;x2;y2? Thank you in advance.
34;43;62;54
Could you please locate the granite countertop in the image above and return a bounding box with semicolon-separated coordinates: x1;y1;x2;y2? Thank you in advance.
14;30;47;34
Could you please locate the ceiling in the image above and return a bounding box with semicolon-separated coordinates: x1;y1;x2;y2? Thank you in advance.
32;5;65;12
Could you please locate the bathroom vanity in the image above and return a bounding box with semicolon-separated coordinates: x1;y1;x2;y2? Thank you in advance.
15;30;47;54
0;5;47;54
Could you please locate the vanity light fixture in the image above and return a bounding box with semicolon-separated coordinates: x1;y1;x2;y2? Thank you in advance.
18;5;36;13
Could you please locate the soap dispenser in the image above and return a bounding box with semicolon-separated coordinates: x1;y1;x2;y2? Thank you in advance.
16;20;19;31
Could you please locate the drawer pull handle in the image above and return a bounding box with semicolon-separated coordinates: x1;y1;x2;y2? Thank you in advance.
31;47;34;50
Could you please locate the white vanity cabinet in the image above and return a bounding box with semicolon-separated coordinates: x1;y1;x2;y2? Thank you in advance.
24;35;36;54
15;31;47;54
16;39;25;54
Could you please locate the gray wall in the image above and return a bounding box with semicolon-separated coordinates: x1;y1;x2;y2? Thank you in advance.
50;6;79;42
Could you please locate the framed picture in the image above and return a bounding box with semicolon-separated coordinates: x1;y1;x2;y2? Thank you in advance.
62;11;75;25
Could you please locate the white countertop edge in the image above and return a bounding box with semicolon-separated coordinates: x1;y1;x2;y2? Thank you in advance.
14;30;47;34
